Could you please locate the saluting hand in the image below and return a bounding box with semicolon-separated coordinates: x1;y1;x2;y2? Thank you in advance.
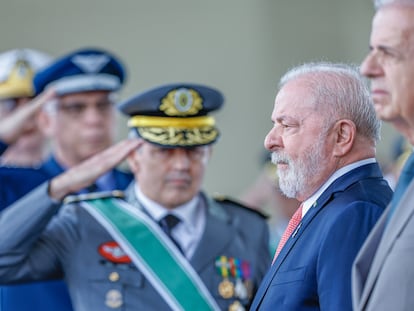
0;88;56;144
48;138;143;201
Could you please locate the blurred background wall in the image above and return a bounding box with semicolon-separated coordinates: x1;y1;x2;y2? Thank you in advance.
1;0;400;198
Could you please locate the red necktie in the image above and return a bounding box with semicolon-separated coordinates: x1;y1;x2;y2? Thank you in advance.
272;204;303;264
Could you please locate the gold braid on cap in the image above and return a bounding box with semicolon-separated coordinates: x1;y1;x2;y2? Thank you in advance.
128;115;215;128
128;115;218;146
137;126;219;146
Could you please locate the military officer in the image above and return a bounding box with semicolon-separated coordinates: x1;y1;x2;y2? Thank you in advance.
0;48;133;311
0;49;52;166
0;83;270;311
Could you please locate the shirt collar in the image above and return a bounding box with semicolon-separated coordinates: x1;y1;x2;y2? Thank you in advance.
133;183;200;227
301;158;376;217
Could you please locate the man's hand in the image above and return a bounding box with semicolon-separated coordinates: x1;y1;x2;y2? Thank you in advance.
49;138;143;201
0;89;56;144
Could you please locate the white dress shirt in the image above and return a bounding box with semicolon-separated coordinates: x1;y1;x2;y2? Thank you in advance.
134;184;206;259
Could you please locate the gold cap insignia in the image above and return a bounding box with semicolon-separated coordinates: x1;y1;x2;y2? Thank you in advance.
160;88;203;116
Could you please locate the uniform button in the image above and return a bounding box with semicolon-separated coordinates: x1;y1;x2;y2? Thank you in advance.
109;271;120;282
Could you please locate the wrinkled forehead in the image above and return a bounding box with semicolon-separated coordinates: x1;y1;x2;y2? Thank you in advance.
375;3;414;27
275;77;317;110
372;6;414;47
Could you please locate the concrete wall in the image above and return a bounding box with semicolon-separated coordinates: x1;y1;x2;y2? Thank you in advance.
1;0;399;198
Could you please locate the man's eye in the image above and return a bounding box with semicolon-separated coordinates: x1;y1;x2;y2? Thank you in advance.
61;104;86;114
96;101;112;111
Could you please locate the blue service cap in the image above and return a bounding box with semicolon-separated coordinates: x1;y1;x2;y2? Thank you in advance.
33;47;126;96
118;83;224;147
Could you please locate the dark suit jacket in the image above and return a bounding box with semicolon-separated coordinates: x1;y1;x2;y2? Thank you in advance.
250;163;392;311
0;155;133;311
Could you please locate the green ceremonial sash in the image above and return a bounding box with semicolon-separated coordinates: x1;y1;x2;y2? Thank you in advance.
81;197;220;311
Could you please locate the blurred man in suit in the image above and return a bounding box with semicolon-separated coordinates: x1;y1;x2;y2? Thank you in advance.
0;48;132;311
0;49;51;166
352;1;414;310
0;83;270;310
250;62;392;311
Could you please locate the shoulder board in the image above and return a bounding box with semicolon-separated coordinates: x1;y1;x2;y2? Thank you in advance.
63;190;125;205
213;195;268;219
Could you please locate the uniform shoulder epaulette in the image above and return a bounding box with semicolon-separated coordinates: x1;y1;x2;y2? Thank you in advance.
213;195;269;219
63;190;125;205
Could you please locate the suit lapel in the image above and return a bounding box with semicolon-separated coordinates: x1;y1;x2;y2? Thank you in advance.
356;210;388;310
359;180;414;308
251;179;336;309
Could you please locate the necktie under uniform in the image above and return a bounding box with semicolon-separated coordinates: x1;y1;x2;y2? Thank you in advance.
387;152;414;224
272;204;303;264
159;214;183;253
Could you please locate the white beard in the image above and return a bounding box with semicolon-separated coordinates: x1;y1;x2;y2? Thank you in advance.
271;136;325;199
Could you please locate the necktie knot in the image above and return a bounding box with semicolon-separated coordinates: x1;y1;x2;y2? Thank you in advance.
159;214;181;235
158;214;183;254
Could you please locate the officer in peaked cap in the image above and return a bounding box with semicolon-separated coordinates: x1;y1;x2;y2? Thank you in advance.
0;82;270;310
33;47;125;96
0;49;52;166
0;48;133;311
119;83;223;147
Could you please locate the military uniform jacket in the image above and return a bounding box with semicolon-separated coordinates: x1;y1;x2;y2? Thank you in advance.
0;182;270;311
0;155;133;311
0;155;133;211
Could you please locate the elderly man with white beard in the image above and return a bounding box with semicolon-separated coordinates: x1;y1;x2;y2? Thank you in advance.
249;62;393;311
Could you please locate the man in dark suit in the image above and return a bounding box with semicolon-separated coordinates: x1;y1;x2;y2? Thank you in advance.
249;62;392;311
0;48;132;311
0;83;270;310
352;1;414;310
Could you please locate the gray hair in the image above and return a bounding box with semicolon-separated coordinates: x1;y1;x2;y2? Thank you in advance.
278;61;381;142
374;0;414;9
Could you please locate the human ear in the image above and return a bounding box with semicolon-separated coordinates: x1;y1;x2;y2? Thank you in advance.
332;119;356;157
127;149;140;174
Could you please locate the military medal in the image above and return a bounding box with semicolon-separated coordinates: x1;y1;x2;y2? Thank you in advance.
229;258;246;300
219;278;235;299
228;300;246;311
216;256;234;298
241;260;253;299
105;289;123;309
